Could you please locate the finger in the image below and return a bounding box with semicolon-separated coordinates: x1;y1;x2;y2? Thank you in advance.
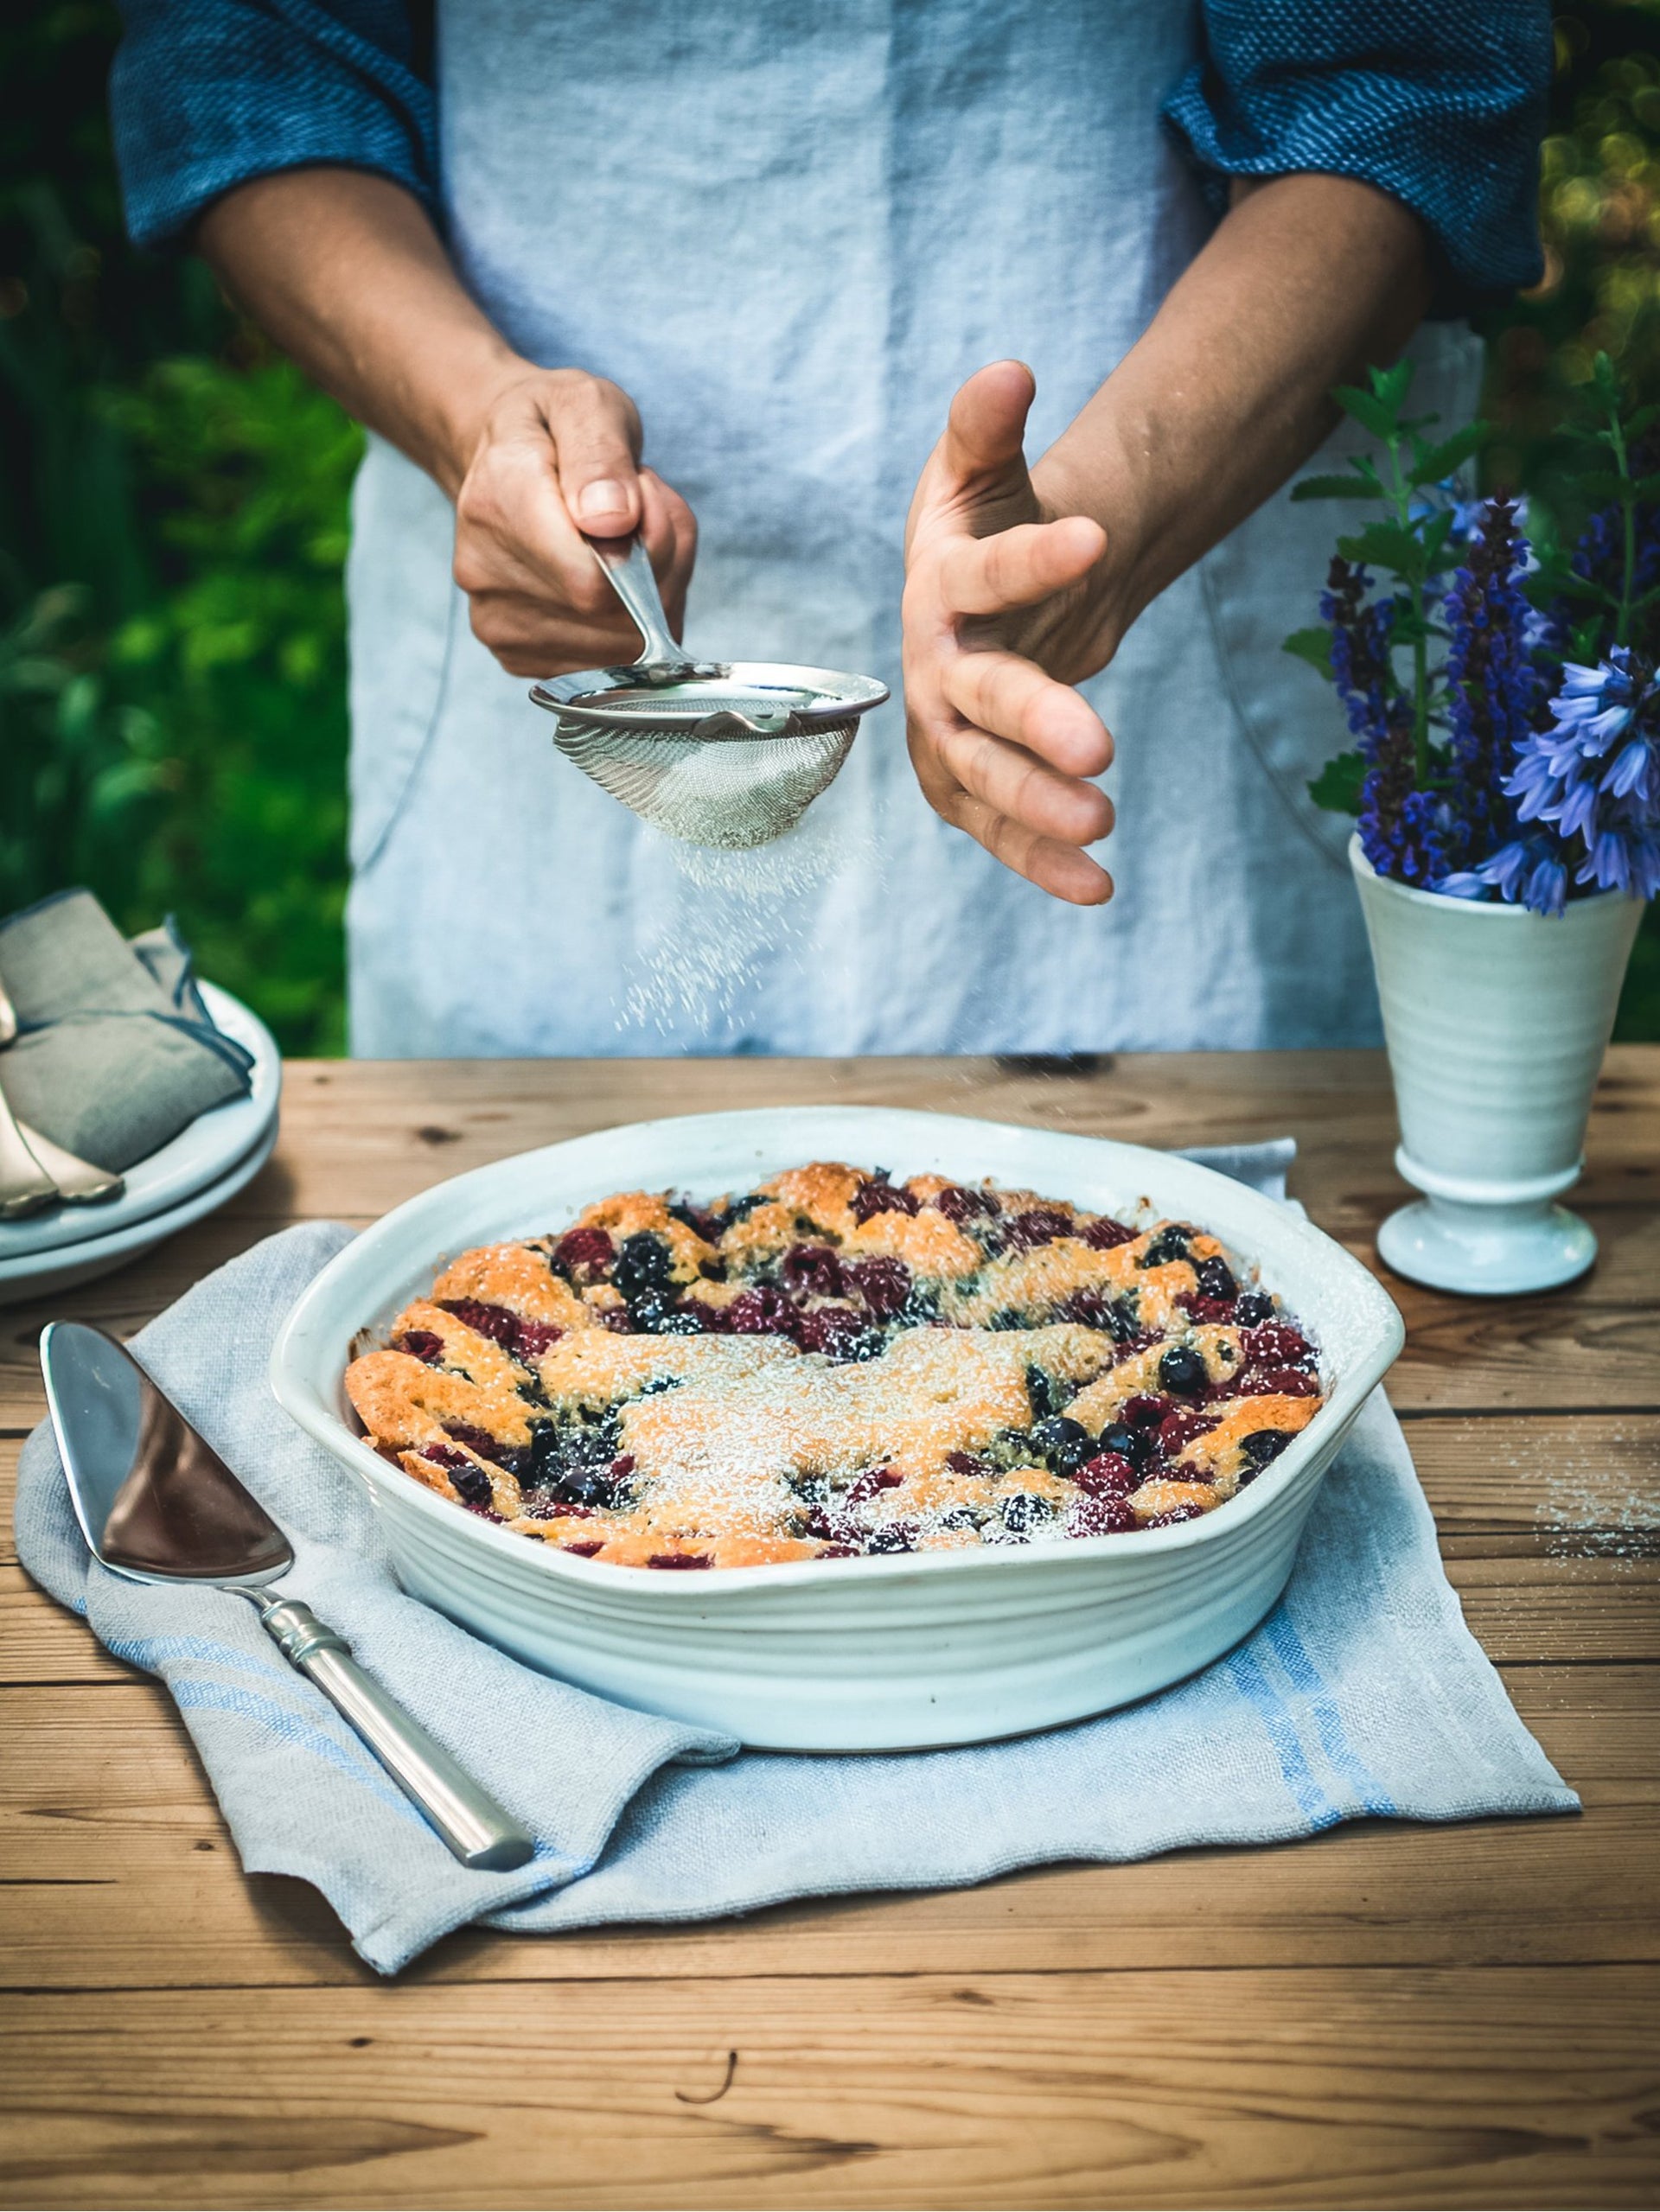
935;719;1113;846
942;786;1115;907
637;469;698;627
941;649;1114;778
942;359;1037;488
936;515;1107;616
469;592;642;676
545;375;646;537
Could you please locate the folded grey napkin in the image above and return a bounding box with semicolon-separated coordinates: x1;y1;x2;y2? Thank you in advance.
0;888;253;1172
12;1142;1577;1974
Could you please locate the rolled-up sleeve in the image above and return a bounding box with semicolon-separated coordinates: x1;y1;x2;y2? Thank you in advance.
111;0;437;249
1161;1;1552;311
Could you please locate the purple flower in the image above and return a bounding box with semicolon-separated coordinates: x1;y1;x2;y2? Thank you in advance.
1498;646;1659;908
1440;495;1540;851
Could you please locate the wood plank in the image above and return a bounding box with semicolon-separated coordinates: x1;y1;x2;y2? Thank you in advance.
0;1667;1651;1992
1406;1415;1660;1542
2;1969;1657;2209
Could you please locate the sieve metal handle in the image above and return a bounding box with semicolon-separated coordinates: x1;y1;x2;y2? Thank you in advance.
587;533;684;670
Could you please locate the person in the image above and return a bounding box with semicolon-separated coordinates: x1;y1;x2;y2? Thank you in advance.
109;1;1549;1056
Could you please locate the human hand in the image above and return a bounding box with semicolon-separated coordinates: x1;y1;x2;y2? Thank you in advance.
450;367;697;676
903;361;1118;904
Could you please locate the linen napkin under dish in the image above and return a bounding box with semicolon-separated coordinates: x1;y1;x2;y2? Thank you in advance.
13;1143;1577;1974
0;888;252;1173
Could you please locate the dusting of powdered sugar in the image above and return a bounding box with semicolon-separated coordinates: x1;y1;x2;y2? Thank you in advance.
617;810;843;1035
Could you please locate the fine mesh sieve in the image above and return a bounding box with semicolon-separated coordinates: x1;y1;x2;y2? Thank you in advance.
529;536;887;851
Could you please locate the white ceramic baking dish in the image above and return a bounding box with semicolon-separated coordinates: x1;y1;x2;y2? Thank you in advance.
270;1106;1403;1750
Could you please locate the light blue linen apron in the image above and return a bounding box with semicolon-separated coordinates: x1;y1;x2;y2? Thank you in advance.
344;0;1481;1056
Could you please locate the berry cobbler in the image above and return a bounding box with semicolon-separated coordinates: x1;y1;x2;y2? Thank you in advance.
344;1163;1325;1570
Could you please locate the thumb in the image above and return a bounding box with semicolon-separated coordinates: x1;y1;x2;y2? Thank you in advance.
550;379;647;539
942;359;1037;489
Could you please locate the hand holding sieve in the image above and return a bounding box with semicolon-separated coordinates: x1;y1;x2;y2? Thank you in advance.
529;534;887;851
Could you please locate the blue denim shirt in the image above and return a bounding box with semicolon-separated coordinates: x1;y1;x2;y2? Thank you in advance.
111;0;1549;309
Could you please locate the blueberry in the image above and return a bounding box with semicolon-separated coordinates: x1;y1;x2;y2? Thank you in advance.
1234;1291;1274;1328
1158;1344;1210;1398
1238;1429;1295;1482
999;1493;1055;1537
1030;1415;1094;1476
1196;1256;1238;1303
940;1506;987;1531
1097;1421;1153;1469
450;1465;495;1511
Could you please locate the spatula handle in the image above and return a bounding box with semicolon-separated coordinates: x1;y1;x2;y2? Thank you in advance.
257;1596;536;1871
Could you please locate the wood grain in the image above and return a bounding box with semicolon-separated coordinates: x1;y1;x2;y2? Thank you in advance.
0;1666;1650;1993
3;1970;1658;2210
1;1050;1656;2210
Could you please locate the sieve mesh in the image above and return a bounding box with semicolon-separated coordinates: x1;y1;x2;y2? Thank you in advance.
552;717;855;851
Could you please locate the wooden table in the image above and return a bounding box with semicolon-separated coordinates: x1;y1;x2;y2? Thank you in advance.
3;1051;1657;2211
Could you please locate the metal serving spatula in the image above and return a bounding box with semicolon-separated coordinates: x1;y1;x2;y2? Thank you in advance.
41;1321;535;1871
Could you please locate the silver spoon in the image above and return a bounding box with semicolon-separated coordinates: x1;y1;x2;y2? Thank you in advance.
42;1320;537;1872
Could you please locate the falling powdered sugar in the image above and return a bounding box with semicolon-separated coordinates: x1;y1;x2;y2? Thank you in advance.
618;810;842;1036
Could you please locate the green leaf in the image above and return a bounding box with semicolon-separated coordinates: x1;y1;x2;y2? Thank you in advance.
1337;520;1425;577
1408;423;1487;485
1633;472;1660;501
1332;382;1399;441
1370;360;1416;411
1593;350;1622;409
1281;627;1335;676
1307;750;1370;815
1625;404;1660;440
1289;472;1383;501
1579;469;1633;500
1569;615;1606;660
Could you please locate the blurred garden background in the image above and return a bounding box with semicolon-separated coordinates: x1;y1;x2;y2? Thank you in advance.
3;3;1658;1055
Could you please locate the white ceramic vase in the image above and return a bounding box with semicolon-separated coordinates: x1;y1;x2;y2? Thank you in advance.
1350;835;1644;1295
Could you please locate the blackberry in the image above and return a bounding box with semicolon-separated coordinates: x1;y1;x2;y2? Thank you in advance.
1234;1291;1274;1328
999;1493;1054;1537
1195;1257;1238;1304
1239;1429;1296;1479
614;1231;674;1303
1024;1365;1065;1419
1139;1225;1194;1268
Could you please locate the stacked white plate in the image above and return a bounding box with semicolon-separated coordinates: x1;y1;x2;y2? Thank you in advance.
0;983;282;1306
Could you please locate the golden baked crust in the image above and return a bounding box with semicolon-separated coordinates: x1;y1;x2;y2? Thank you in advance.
344;1163;1325;1569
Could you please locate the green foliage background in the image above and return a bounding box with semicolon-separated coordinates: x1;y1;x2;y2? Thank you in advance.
3;2;1658;1053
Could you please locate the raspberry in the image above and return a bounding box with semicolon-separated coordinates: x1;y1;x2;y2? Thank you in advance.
647;1552;713;1570
846;1466;906;1505
562;1540;604;1557
1067;1493;1137;1536
1080;1215;1135;1250
845;1255;910;1318
1004;1207;1072;1252
1241;1323;1315;1367
727;1285;794;1334
437;1298;518;1347
933;1184;998;1222
511;1316;564;1358
1074;1451;1136;1496
553;1227;614;1278
391;1329;444;1366
1240;1365;1320;1399
780;1244;845;1297
1121;1393;1171;1431
1156;1407;1219;1460
850;1174;920;1222
945;1450;991;1477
